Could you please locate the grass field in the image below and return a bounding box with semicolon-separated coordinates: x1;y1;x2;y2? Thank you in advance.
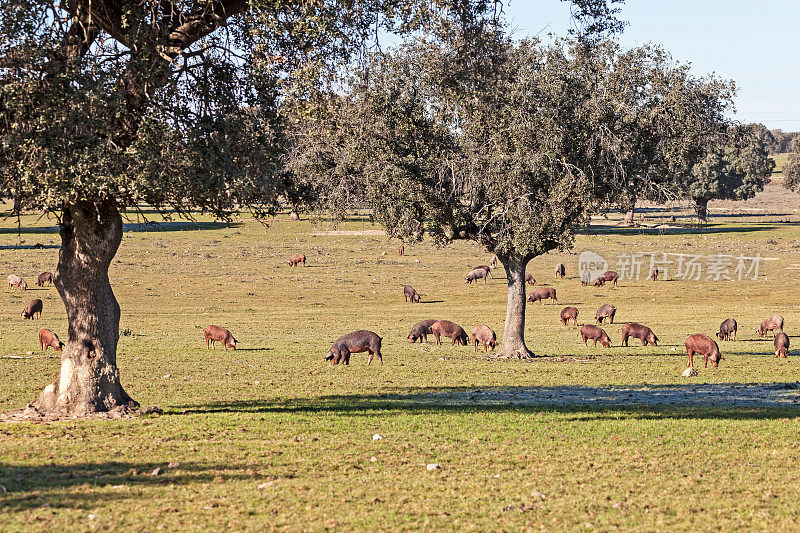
2;183;800;531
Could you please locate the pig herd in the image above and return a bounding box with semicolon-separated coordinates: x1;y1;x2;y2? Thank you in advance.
6;272;63;354
319;255;792;373
6;248;791;376
6;271;239;356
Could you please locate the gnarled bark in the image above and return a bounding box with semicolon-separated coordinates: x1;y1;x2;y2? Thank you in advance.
498;253;534;358
32;201;136;415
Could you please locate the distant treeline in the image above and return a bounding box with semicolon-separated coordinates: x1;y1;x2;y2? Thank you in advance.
768;129;798;154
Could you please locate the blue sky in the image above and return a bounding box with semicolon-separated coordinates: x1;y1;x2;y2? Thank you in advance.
504;0;800;131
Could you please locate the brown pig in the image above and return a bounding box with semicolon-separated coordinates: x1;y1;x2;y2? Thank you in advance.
404;285;421;303
525;273;536;286
470;325;497;353
757;315;784;337
595;304;616;324
594;271;619;287
431;320;468;346
326;330;383;365
774;332;790;358
621;323;658;347
21;299;43;319
37;272;53;286
685;334;723;368
203;325;237;350
7;274;26;290
555;263;566;278
560;306;579;326
528;287;557;305
580;324;611;347
717;318;737;341
408;319;437;343
39;328;63;352
465;266;490;284
288;253;306;266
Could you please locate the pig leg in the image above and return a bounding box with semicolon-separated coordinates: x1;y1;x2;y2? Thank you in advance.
434;332;441;345
687;349;694;368
367;350;374;365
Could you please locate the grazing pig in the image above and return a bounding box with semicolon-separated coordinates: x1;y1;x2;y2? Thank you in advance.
525;273;536;286
326;330;383;365
398;244;404;256
621;323;658;347
555;263;566;278
470;324;497;353
39;328;63;352
580;324;611;347
717;318;737;341
528;287;557;305
651;267;658;281
489;256;498;268
474;265;492;279
7;274;26;290
757;315;784;337
465;266;490;284
37;272;53;286
288;253;306;266
560;306;579;326
595;304;616;324
430;320;468;346
685;334;723;368
21;299;43;319
203;325;237;350
594;270;619;287
408;319;437;343
774;332;790;358
403;284;420;303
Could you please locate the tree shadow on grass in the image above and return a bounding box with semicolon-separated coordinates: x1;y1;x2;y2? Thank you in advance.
171;382;800;421
0;221;239;236
583;222;780;236
0;461;260;511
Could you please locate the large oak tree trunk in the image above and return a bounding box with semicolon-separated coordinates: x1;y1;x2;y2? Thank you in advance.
694;197;709;222
499;253;534;359
32;201;137;415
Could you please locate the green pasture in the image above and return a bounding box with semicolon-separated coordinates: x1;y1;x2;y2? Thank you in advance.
1;189;800;531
